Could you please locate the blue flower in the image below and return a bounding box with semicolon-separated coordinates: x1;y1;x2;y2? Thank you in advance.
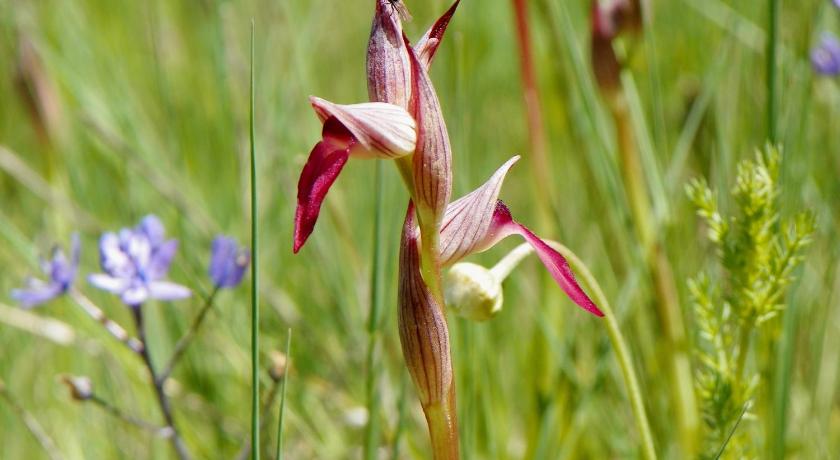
812;33;840;76
208;236;250;289
88;215;191;307
11;234;80;308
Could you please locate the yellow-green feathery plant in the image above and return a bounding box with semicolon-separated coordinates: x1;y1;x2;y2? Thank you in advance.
685;146;815;459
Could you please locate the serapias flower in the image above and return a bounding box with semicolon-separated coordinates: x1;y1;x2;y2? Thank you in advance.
209;236;250;289
812;33;840;76
11;234;79;308
293;0;461;253
89;215;190;307
435;156;603;316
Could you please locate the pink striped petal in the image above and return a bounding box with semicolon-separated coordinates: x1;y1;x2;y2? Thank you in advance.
482;201;603;317
293;136;351;253
439;156;520;265
367;1;412;106
397;202;453;407
406;35;452;229
310;97;416;159
414;0;461;69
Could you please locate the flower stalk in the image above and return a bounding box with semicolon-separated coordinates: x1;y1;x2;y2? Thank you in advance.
157;288;219;385
591;1;698;451
131;306;191;460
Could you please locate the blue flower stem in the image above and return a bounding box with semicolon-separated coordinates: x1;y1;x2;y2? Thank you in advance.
248;19;261;460
157;288;219;384
363;160;386;460
131;306;191;460
69;289;144;354
87;394;170;436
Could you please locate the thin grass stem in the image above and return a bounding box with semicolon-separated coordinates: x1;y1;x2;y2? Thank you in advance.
0;381;65;460
249;19;261;460
157;288;219;384
363;160;386;460
275;329;292;460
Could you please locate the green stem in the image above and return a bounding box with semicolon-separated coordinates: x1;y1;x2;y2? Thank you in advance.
363;161;386;460
766;0;779;143
157;288;219;384
249;20;260;460
548;242;657;460
275;329;292;460
610;93;698;452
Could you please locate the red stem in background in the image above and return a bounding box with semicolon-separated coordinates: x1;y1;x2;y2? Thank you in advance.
511;0;552;208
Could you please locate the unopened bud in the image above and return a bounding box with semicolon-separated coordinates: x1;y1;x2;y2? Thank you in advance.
269;350;288;381
61;375;93;401
444;262;503;321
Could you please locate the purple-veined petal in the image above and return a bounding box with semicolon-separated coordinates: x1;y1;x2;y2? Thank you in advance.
414;0;461;69
406;35;452;230
310;97;416;158
293;136;352;253
146;239;178;280
88;273;130;293
439;156;520;265
138;215;166;247
147;281;191;301
367;0;412;106
397;202;453;407
11;279;62;309
479;201;603;317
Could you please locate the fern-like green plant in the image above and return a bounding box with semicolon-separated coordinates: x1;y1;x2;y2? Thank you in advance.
685;146;814;459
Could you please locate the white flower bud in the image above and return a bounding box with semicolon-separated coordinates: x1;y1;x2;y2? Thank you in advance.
444;262;503;321
61;375;93;401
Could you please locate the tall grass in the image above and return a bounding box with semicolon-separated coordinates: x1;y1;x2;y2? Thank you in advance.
1;0;838;458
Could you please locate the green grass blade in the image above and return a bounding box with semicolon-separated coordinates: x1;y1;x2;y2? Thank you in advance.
249;18;260;460
275;329;292;460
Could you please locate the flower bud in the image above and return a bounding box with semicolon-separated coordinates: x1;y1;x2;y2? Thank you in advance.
444;263;503;321
269;350;288;382
60;375;93;401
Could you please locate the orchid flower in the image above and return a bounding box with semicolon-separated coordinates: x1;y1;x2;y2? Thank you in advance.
11;234;79;308
435;157;603;316
89;215;190;307
293;0;461;253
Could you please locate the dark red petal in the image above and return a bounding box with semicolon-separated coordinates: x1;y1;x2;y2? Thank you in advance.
293;140;351;253
487;202;604;317
414;0;461;69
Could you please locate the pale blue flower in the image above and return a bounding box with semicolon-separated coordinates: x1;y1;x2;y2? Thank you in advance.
208;236;250;289
11;235;79;308
89;215;190;307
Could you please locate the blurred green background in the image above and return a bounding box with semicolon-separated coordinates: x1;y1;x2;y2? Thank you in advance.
1;0;838;458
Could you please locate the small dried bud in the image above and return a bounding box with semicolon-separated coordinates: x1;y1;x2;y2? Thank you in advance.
269;350;288;381
444;263;503;321
61;375;93;401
